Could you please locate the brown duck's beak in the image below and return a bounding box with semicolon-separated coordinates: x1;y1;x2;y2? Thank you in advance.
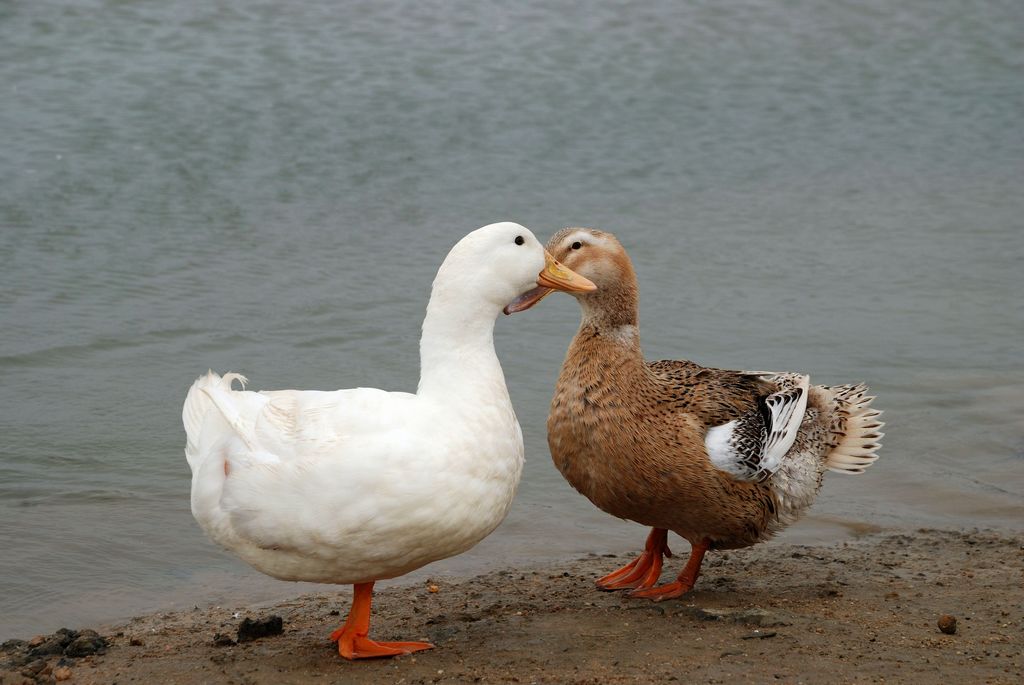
503;251;597;315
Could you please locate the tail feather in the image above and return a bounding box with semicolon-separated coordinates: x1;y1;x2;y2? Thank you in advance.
182;371;249;471
824;383;884;474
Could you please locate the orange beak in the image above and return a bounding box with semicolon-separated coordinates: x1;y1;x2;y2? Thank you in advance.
504;251;596;315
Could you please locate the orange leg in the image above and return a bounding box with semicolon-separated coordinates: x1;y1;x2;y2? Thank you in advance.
596;528;671;591
630;538;711;601
329;582;434;659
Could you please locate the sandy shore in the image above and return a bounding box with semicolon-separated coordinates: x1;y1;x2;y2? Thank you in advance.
2;529;1021;684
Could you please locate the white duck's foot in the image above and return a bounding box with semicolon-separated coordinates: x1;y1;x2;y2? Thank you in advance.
330;582;435;660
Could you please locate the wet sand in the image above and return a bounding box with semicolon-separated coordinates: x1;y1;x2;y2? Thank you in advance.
2;529;1021;684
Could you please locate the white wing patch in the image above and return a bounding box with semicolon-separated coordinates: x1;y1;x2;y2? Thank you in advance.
705;421;740;473
704;375;810;482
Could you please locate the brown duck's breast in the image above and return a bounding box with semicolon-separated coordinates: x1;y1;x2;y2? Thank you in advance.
546;337;780;545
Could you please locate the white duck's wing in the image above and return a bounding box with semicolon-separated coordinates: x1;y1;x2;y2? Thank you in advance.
250;386;419;464
184;371;425;552
184;372;417;467
704;373;810;482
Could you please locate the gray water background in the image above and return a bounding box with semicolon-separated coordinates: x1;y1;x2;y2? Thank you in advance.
1;0;1022;638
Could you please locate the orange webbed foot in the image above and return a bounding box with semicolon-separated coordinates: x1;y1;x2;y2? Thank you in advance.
628;580;693;601
331;630;434;659
596;528;670;591
596;549;665;590
629;537;710;602
331;581;435;660
595;555;642;588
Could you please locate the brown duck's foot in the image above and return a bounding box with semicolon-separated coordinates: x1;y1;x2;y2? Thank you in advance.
629;537;710;602
628;579;692;601
596;528;671;591
330;582;435;660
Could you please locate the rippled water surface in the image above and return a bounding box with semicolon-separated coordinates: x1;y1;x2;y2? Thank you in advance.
2;0;1022;637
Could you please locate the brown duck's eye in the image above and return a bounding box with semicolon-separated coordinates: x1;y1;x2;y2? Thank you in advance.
514;235;525;245
571;241;582;250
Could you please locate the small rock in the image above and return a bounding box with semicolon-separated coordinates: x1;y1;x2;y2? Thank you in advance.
26;636;46;648
428;584;440;594
129;636;145;646
938;614;957;635
1;639;26;656
20;658;47;676
741;630;777;640
64;630;107;657
53;666;72;681
212;633;235;647
236;616;283;643
27;629;77;659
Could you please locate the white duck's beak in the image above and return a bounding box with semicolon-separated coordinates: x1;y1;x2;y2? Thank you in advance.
504;251;596;315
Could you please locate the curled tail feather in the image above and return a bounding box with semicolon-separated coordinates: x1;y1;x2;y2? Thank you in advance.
824;383;884;474
182;371;249;471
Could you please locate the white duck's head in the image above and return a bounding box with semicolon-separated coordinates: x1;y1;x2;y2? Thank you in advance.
431;222;595;317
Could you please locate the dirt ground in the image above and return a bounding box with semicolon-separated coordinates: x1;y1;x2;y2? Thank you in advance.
3;529;1022;684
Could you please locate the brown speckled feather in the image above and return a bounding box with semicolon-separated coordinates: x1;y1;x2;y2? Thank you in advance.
646;359;773;426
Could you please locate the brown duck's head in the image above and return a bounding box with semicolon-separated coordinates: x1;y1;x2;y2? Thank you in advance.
504;227;636;314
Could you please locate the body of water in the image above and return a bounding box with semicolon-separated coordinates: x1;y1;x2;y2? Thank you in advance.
2;0;1022;638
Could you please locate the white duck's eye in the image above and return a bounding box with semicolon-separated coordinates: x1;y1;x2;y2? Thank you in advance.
571;241;582;250
514;235;525;245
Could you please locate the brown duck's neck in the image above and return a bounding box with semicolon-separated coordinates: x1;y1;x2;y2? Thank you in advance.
574;285;645;361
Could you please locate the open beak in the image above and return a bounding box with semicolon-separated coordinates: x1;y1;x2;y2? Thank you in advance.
503;251;597;315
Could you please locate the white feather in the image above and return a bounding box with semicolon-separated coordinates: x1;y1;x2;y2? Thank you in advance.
760;376;810;474
705;421;740;474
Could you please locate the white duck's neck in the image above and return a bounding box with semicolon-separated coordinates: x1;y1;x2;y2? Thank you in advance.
416;288;507;403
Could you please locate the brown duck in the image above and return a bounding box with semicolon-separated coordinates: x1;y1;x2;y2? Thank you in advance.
506;228;884;600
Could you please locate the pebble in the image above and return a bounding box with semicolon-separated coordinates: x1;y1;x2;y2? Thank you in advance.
1;639;27;654
54;666;73;681
27;629;78;658
20;658;46;676
212;633;236;647
64;630;108;657
236;616;283;642
741;630;778;640
428;584;440;593
938;615;957;635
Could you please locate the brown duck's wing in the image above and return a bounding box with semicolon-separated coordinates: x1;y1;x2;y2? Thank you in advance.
646;359;776;426
647;361;812;481
704;376;811;482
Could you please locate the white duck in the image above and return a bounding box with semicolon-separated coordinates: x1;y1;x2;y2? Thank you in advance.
182;222;595;659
